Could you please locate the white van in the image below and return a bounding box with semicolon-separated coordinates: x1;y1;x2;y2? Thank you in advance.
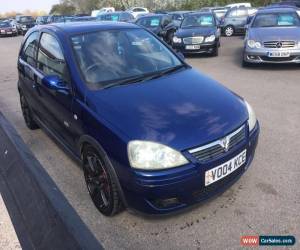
91;7;115;17
226;3;252;8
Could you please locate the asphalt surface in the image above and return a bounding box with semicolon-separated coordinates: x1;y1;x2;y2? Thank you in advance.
0;35;299;250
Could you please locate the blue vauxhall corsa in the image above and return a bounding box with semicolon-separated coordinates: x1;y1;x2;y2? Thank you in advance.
17;22;259;216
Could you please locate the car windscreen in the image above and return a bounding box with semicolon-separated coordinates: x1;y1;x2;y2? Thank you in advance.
137;16;162;27
181;14;215;28
20;16;34;22
252;12;300;27
71;28;182;89
0;22;10;28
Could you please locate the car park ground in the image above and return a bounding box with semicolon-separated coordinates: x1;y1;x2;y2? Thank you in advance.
0;36;299;249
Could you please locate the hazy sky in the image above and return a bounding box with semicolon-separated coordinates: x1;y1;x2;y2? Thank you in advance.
0;0;59;13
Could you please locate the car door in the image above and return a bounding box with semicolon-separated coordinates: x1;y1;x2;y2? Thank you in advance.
35;31;77;148
235;8;248;32
18;31;42;117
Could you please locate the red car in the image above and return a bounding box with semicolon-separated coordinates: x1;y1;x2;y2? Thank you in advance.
0;21;18;37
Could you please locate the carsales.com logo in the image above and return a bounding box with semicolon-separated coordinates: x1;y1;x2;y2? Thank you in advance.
241;235;296;247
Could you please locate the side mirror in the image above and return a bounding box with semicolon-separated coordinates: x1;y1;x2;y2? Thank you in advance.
42;75;70;93
177;51;185;61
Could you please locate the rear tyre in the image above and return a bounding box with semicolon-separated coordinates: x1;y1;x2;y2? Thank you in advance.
83;145;123;216
19;92;39;130
224;26;234;37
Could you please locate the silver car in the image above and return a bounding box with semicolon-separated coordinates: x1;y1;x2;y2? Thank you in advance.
243;7;300;66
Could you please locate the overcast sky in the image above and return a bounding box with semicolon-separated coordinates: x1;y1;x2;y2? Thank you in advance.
0;0;59;13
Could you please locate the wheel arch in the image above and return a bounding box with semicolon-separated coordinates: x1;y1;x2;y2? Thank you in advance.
78;134;129;208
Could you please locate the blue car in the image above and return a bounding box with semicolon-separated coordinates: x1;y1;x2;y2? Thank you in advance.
17;22;259;216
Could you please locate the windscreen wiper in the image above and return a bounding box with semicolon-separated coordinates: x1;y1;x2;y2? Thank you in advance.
102;65;187;90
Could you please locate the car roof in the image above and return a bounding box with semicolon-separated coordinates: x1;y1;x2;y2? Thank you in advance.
188;11;214;16
34;21;139;35
257;6;298;14
101;11;129;14
138;13;165;18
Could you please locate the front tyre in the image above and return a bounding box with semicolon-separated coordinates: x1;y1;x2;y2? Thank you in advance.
20;92;39;130
83;145;123;216
211;47;219;57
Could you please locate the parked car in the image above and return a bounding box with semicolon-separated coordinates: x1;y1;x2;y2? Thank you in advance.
97;11;134;22
0;21;18;36
18;22;259;216
16;15;35;35
172;12;221;56
91;7;115;17
71;16;97;22
36;16;49;25
221;7;257;36
226;2;252;8
46;15;66;24
135;14;177;43
127;7;149;19
243;7;300;66
168;11;193;27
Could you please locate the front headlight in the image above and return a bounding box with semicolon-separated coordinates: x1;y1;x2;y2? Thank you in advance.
247;40;261;49
245;101;257;132
22;25;27;29
128;140;188;170
205;35;216;42
172;36;182;43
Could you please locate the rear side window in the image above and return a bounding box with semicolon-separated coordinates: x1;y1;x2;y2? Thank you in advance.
228;10;237;17
37;33;69;82
236;9;248;17
21;31;39;67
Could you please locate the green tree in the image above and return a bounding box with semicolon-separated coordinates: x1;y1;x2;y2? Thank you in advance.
50;2;76;15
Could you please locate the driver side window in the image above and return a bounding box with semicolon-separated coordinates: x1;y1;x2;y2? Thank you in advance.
37;33;69;82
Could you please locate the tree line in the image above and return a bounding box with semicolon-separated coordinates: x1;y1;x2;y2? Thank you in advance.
50;0;277;15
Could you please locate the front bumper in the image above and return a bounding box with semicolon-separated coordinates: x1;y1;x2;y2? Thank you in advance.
120;122;260;215
0;30;17;36
244;47;300;64
173;41;218;54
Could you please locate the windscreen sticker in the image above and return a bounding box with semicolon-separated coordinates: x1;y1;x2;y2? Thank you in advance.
278;15;294;25
150;19;160;26
111;15;119;21
199;16;213;25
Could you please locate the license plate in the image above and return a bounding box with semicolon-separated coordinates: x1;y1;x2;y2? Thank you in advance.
268;51;290;57
205;150;247;186
7;32;12;34
185;45;200;50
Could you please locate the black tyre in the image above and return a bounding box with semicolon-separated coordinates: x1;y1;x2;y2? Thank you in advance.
224;26;234;37
211;47;219;57
83;145;123;216
20;92;39;130
166;30;175;44
242;59;252;68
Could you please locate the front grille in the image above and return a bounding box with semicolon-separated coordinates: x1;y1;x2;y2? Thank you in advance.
264;41;295;48
183;36;204;44
261;55;297;62
189;125;246;162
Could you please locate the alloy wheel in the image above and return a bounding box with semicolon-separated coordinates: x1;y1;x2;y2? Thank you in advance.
84;151;112;211
225;26;234;37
